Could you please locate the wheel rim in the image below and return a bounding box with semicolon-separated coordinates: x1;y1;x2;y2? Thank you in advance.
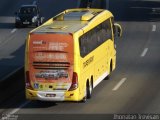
89;83;92;95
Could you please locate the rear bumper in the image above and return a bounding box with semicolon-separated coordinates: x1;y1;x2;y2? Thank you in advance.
26;88;81;101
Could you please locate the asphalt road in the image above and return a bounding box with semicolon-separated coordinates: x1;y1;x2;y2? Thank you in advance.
1;0;160;120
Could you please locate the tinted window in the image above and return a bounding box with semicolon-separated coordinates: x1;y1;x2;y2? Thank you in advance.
20;7;37;14
79;19;112;57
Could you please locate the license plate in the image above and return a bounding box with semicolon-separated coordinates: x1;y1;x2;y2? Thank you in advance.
23;21;29;24
46;94;56;97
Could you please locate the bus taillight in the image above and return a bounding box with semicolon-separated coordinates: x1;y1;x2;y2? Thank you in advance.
25;71;32;89
69;72;78;91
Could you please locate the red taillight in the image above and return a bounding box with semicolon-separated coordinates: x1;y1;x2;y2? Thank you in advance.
25;71;32;89
68;72;78;91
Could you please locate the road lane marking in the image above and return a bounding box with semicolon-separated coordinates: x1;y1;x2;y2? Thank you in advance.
141;48;148;57
152;25;156;31
112;78;127;91
1;66;23;82
0;101;30;120
6;101;30;116
11;28;17;34
10;101;30;114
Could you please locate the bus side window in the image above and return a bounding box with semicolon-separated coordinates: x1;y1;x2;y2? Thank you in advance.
111;17;115;39
80;36;86;57
105;19;112;40
95;24;101;44
87;31;92;53
79;19;113;57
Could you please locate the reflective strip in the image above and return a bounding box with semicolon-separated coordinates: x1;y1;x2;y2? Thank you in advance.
93;72;108;88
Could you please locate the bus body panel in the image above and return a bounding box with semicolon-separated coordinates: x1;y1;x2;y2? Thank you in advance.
25;33;81;101
25;8;120;102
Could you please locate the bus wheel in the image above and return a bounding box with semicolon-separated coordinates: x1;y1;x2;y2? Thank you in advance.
105;74;110;80
105;62;112;80
81;81;92;103
86;81;92;99
81;90;87;103
81;96;87;103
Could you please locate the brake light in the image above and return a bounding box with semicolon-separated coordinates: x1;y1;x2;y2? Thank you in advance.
68;72;78;91
25;71;32;89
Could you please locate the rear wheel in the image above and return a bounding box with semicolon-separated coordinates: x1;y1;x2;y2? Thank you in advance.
105;73;110;80
105;61;112;80
81;95;87;103
81;80;92;103
86;81;92;99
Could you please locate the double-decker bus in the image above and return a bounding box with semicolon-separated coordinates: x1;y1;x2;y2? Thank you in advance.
25;8;122;102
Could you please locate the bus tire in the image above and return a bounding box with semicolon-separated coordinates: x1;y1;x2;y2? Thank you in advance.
81;96;87;103
86;81;92;99
80;89;87;103
105;74;110;80
81;80;92;103
105;61;112;80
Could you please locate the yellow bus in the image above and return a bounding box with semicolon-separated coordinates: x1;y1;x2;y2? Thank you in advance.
25;8;122;102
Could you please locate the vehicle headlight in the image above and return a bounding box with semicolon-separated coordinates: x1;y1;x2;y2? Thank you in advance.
16;17;20;21
32;16;38;23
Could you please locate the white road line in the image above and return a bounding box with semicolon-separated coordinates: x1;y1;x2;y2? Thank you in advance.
0;101;30;120
112;78;127;91
141;48;148;57
1;66;23;82
11;28;17;34
10;101;30;114
152;25;156;32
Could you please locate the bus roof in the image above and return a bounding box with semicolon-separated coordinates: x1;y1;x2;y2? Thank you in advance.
32;8;113;34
